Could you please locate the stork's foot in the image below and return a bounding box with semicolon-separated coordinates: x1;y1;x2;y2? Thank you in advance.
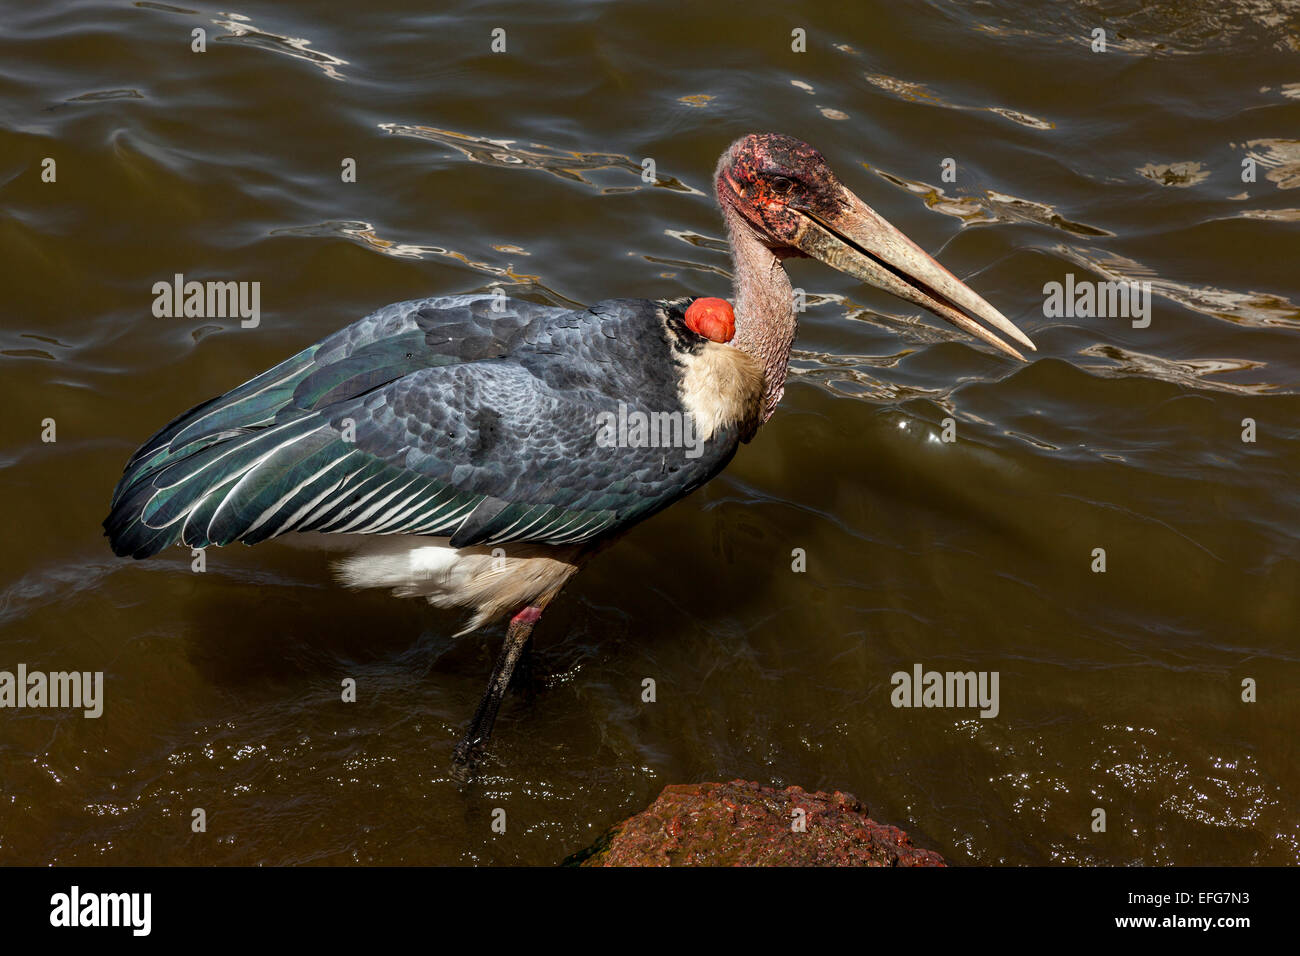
449;606;541;780
450;736;487;782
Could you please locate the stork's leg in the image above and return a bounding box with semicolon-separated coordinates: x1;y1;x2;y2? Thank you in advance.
451;605;542;774
513;633;537;692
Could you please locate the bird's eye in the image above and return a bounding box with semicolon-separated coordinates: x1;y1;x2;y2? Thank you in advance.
770;176;795;196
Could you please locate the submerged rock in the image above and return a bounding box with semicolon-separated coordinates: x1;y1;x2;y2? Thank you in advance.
568;779;945;867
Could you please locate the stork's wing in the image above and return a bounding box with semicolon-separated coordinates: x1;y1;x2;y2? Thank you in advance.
105;294;739;558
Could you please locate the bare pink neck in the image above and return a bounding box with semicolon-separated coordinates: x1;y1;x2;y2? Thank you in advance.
722;203;797;424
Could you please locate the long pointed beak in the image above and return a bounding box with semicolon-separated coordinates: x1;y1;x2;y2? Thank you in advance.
792;187;1035;360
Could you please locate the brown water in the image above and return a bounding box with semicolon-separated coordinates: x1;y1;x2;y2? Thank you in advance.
1;0;1298;866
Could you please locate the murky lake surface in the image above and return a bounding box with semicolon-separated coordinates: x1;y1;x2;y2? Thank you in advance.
1;0;1298;865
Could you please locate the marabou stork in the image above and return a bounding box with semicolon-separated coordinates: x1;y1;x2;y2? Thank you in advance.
104;133;1034;771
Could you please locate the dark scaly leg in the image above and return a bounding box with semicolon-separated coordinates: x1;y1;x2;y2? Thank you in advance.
451;605;542;776
513;633;537;694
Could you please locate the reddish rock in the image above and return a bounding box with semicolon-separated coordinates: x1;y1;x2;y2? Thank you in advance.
569;779;945;867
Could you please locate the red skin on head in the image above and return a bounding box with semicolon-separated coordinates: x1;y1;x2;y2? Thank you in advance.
684;297;736;343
